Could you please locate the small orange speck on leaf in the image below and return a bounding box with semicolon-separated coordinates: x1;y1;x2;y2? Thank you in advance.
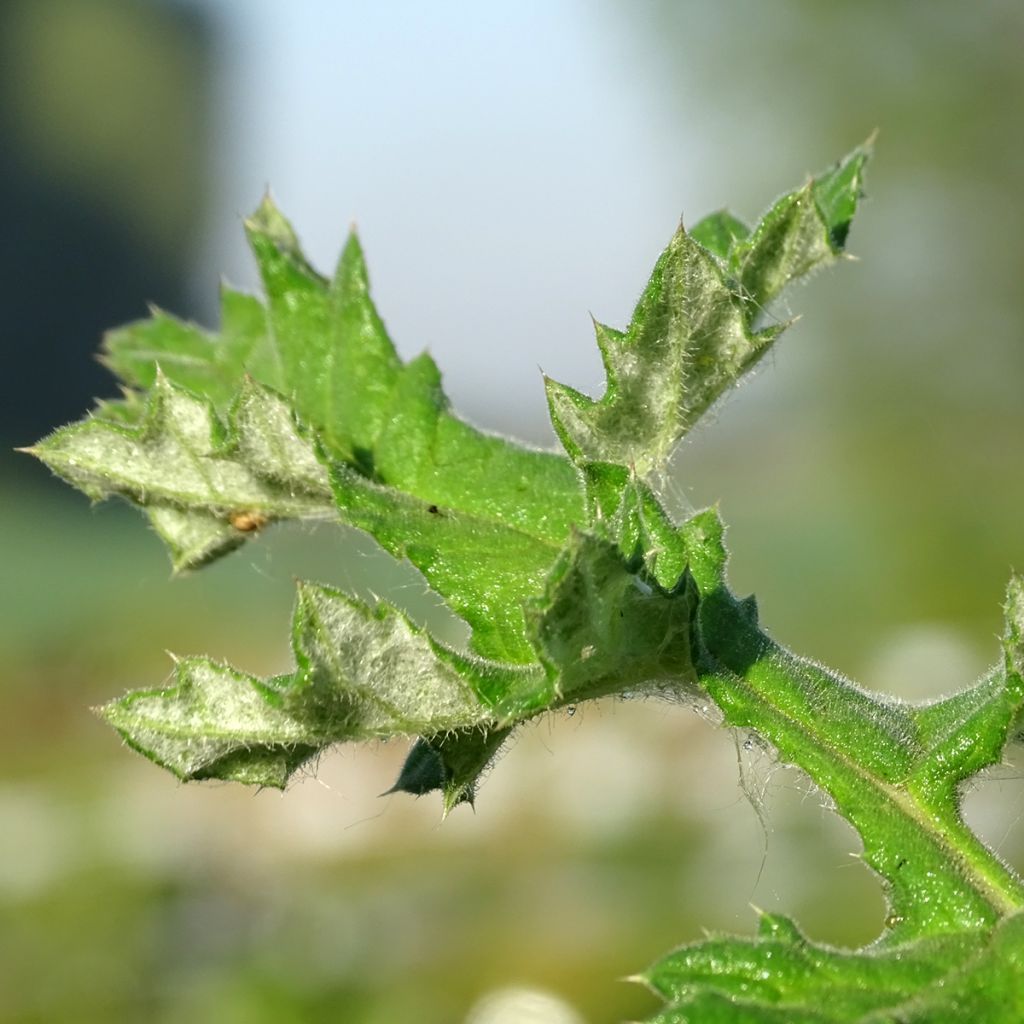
229;510;269;532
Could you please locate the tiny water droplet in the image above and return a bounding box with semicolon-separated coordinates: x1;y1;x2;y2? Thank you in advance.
566;705;577;717
743;737;754;751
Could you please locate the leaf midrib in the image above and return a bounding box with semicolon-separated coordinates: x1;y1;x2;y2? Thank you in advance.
705;633;1024;931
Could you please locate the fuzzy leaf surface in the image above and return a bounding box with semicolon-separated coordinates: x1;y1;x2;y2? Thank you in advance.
29;374;332;569
100;584;506;788
545;145;869;474
100;198;583;565
100;531;699;808
84;198;587;654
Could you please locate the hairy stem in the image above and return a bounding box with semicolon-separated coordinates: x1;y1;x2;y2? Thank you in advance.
693;589;1024;939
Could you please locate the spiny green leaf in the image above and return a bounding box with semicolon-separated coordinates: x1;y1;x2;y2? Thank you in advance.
36;143;1024;1018
811;143;872;250
101;197;583;542
642;910;1024;1024
98;584;502;787
545;231;780;473
907;665;1024;810
691;144;871;317
525;530;698;699
100;659;327;788
546;145;869;475
581;461;727;594
1002;573;1024;683
329;462;562;664
29;373;333;570
146;506;246;571
327;350;587;663
286;581;509;732
694;572;1024;939
391;531;703;809
242;199;400;462
92;387;147;426
688;210;749;261
96;196;585;650
100;529;700;807
388;730;513;814
100;287;274;413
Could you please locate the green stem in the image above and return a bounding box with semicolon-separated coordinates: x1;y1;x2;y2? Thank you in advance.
695;589;1024;940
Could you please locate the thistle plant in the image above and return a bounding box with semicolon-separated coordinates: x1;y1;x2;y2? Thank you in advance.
28;144;1024;1021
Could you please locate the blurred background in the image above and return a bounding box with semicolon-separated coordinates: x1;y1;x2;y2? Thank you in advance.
3;2;1024;1021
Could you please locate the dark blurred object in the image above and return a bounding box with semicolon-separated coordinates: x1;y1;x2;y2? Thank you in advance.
0;0;212;458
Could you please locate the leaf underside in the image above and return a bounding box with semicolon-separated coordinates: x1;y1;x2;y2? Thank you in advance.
31;141;1024;1019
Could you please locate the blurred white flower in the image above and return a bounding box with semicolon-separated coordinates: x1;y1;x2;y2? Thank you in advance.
465;985;585;1024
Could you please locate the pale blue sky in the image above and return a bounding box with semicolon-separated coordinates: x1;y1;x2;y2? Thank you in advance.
194;2;732;438
184;2;946;455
